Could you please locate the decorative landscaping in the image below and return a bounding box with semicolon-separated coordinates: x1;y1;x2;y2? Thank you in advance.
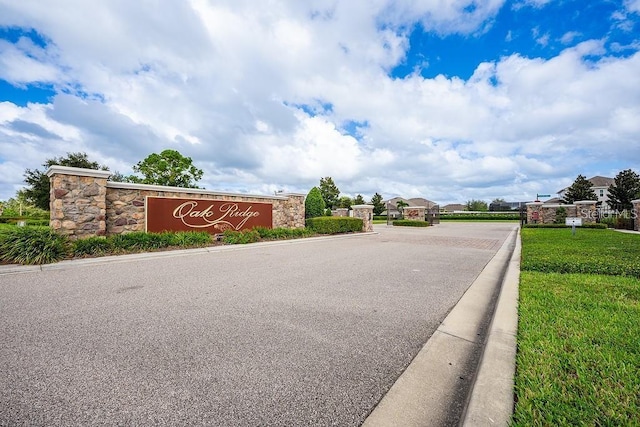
513;228;640;425
0;221;357;265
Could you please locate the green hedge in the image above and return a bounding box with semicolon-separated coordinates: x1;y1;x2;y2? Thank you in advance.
392;220;430;227
221;227;316;244
441;213;520;220
523;223;607;229
0;217;50;226
305;216;363;234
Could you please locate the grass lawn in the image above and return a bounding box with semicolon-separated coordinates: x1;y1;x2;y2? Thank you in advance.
513;228;640;425
521;228;640;278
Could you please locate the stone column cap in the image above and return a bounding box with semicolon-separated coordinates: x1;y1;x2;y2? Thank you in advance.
46;165;112;179
631;199;640;204
351;204;374;209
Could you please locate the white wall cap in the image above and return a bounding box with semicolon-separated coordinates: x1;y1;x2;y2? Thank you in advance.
106;181;289;200
575;200;598;204
525;202;544;206
46;165;112;179
351;204;374;209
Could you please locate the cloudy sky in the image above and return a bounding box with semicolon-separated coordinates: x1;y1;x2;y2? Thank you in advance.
1;0;639;205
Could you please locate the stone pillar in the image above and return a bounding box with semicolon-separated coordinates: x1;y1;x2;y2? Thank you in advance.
575;200;598;224
46;166;111;239
526;202;543;224
280;193;306;229
403;206;426;221
632;200;640;231
351;204;374;232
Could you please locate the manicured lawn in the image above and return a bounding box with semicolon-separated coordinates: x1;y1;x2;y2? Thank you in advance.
521;228;640;278
513;228;640;425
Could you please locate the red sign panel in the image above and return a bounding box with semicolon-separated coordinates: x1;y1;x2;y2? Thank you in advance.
146;197;272;234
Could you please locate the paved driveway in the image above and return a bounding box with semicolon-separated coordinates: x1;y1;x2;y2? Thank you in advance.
0;223;515;426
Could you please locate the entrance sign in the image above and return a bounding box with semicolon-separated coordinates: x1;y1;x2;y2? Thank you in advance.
146;197;272;234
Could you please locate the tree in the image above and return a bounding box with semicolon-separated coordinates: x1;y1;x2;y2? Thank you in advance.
129;149;203;188
353;194;366;205
371;192;385;215
607;169;640;212
562;174;597;204
465;199;488;211
319;177;340;209
396;200;409;218
337;196;352;209
23;152;109;210
305;187;325;218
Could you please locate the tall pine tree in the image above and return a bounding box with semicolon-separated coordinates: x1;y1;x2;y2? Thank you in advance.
607;169;640;212
562;175;597;204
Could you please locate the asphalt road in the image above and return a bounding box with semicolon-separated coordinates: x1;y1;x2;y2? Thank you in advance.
0;222;514;426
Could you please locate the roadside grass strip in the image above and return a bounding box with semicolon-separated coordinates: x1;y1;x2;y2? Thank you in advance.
513;228;640;425
520;228;640;278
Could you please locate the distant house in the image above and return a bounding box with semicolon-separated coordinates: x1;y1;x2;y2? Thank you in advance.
441;203;466;213
381;197;438;218
557;176;614;207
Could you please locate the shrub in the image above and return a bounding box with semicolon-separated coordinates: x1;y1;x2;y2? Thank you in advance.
222;229;261;244
392;220;430;227
73;237;113;256
305;217;362;234
554;207;567;224
163;231;213;247
305;187;325;219
253;227;315;240
598;216;616;228
0;227;69;265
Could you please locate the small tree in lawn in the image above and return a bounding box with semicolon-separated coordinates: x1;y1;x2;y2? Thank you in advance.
305;187;325;219
562;174;597;204
371;192;384;215
607;169;640;212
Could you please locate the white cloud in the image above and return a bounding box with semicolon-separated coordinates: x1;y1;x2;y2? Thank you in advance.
559;31;582;45
0;0;639;205
626;0;640;14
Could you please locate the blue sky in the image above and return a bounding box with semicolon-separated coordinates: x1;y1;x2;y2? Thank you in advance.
1;0;639;204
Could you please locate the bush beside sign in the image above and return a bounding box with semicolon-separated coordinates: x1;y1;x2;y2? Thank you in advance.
146;196;272;234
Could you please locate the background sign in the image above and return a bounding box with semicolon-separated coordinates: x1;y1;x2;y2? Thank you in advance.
565;217;582;226
146;197;272;234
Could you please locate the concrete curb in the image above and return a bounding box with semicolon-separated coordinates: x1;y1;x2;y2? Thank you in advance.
0;232;378;275
362;226;518;427
461;228;521;426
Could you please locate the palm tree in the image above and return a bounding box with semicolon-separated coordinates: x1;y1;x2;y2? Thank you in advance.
396;200;409;219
